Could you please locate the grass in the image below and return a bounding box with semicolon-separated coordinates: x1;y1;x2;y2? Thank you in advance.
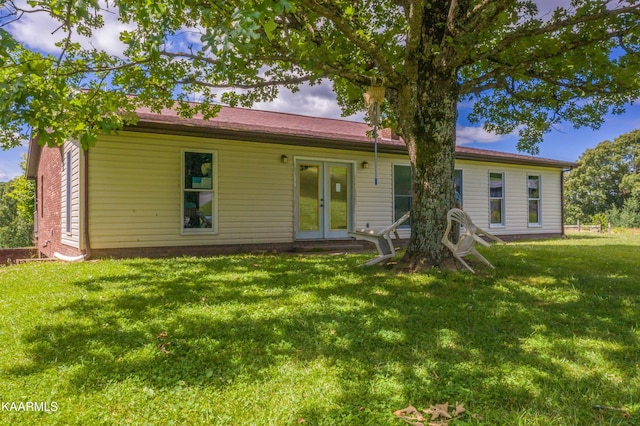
0;233;639;425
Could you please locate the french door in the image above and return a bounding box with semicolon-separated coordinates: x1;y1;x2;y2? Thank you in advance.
296;160;353;240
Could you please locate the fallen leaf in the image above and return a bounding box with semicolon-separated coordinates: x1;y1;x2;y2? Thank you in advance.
393;405;419;417
393;405;426;424
297;418;305;423
427;404;452;420
454;402;466;416
157;343;173;354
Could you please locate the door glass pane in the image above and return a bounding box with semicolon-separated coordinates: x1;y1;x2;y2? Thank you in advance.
329;166;348;230
299;164;320;232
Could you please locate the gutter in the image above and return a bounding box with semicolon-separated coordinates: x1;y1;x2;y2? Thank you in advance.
82;148;92;260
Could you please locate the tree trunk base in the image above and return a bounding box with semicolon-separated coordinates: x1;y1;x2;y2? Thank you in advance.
395;255;460;273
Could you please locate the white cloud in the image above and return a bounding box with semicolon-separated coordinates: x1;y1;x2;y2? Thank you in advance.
254;82;364;121
7;0;133;57
456;126;508;145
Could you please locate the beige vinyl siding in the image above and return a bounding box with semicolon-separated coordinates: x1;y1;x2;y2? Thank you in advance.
456;160;563;236
353;159;394;230
61;141;81;248
88;132;398;249
88;131;565;249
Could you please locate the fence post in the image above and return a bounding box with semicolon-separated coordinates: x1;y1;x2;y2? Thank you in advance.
577;220;581;233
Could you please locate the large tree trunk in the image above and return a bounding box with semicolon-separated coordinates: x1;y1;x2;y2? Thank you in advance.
394;74;459;271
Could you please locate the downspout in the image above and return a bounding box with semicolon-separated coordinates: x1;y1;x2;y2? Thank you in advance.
82;147;92;259
54;147;91;262
560;168;569;238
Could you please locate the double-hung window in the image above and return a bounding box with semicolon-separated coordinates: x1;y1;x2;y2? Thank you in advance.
454;169;463;208
489;172;505;227
182;150;216;233
528;175;541;226
393;165;412;227
393;166;464;226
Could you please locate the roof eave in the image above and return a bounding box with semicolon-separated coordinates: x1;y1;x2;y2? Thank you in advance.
127;116;575;169
456;150;576;169
25;134;42;180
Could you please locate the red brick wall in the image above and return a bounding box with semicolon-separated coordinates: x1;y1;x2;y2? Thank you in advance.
36;146;82;259
0;248;38;265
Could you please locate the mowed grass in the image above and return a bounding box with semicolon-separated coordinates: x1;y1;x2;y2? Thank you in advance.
0;233;639;425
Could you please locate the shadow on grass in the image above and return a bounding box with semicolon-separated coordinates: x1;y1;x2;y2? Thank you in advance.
9;237;640;424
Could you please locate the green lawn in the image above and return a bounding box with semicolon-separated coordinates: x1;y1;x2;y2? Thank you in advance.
1;233;639;425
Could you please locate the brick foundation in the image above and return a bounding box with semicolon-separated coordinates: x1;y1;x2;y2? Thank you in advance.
0;248;38;265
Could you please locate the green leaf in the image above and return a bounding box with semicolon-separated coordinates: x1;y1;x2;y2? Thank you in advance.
263;18;277;41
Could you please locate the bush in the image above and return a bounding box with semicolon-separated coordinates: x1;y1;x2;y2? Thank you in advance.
608;196;640;228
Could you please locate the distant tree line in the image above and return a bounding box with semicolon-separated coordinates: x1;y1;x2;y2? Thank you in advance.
564;130;640;228
0;159;35;248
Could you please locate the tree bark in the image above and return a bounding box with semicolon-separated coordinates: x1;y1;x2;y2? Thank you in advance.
394;72;459;271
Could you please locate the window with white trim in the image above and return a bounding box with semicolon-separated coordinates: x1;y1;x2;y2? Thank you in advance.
182;150;216;233
528;174;541;226
454;169;463;208
393;166;464;226
393;164;412;227
489;172;505;226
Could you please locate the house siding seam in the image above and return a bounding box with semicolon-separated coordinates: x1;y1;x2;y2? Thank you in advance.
35;145;82;259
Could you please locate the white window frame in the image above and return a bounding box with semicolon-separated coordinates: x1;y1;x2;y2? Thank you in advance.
489;171;505;228
181;149;218;235
527;174;542;227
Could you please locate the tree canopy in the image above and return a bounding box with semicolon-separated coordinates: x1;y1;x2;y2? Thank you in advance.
0;157;35;248
2;0;639;269
565;129;640;225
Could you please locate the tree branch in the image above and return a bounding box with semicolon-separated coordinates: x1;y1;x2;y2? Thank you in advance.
299;0;399;85
176;75;315;90
488;3;640;59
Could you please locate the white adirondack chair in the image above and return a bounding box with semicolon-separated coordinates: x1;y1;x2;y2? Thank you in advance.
349;211;410;266
442;208;505;273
